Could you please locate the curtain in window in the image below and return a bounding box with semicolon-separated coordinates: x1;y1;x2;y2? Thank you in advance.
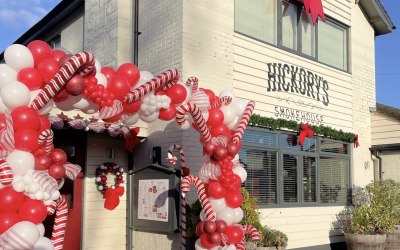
283;154;298;202
318;21;348;70
319;157;350;203
282;2;297;50
303;156;316;202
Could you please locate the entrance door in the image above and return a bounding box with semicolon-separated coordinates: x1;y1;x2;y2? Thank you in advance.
44;129;87;250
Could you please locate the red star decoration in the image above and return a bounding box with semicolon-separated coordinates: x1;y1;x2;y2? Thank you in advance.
73;114;84;120
57;112;69;121
302;0;326;25
89;116;99;123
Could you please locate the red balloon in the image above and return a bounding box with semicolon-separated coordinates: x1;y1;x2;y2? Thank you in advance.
117;63;140;87
102;112;123;123
227;143;239;157
48;164;66;180
215;220;227;233
52;49;66;62
0;114;5;131
213;146;228;161
37;58;60;82
182;167;190;176
123;100;141;113
50;149;67;165
27;40;52;67
196;221;206;235
225;192;243;208
14;129;40;152
0;187;24;212
204;221;217;234
17;68;44;90
33;148;47;157
159;104;176;121
12;106;41;132
201;88;217;104
225;225;244;244
35;154;52;170
107;75;130;100
208;180;225;199
101;67;116;81
203;141;216;155
207;108;224;127
165;84;187;104
208;232;222;244
211;124;230;137
200;234;216;248
18;198;47;224
39;115;51;132
59;54;72;66
0;212;20;233
54;89;70;102
65;75;85;95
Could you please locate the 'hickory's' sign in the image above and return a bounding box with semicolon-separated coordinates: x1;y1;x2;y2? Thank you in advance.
266;63;330;106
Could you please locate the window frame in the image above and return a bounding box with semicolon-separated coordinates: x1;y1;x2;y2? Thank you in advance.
241;129;352;208
234;0;350;72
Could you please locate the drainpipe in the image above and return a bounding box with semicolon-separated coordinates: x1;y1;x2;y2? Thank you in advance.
133;0;139;66
127;153;134;250
372;150;383;181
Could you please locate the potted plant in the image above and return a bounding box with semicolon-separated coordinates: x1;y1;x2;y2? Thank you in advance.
340;180;400;250
257;227;288;250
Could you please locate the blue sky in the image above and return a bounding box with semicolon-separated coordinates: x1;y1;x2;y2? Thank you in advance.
0;0;399;108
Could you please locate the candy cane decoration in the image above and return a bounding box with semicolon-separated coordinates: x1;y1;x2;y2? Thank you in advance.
47;195;68;250
124;68;180;103
38;129;54;154
31;52;95;110
243;225;261;243
176;103;212;142
181;175;216;221
0;160;13;186
211;96;232;108
233;100;255;144
185;77;199;93
236;239;246;250
167;144;187;250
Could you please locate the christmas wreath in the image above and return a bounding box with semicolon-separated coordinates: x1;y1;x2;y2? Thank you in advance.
95;162;125;210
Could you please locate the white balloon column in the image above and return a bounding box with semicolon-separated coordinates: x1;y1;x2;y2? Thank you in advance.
0;40;260;250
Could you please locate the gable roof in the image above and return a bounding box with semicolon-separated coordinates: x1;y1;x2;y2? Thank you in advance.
359;0;395;36
376;103;400;121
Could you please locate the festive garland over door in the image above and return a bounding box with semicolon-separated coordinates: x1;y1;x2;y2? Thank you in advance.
95;162;125;210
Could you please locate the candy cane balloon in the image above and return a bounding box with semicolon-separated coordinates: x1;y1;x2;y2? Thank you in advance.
176;103;212;142
47;195;68;250
233;101;255;144
31;52;95;110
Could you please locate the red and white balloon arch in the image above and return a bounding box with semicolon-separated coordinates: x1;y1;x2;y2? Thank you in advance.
0;40;259;250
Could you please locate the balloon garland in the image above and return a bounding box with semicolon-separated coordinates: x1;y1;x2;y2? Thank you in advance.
0;40;261;250
95;162;125;211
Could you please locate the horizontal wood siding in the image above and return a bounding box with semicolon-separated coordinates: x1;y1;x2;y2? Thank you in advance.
82;134;128;250
323;0;351;25
372;112;400;145
233;34;353;132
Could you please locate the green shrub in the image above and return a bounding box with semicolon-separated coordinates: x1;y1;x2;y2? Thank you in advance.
262;227;288;248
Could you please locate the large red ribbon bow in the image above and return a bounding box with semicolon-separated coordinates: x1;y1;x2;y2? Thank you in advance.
302;0;326;25
125;127;141;153
298;123;315;146
103;186;125;210
354;134;360;148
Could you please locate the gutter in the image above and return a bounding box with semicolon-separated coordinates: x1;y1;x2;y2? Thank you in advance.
371;150;383;181
358;0;396;36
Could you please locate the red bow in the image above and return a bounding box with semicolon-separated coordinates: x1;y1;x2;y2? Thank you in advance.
125;127;141;153
103;186;125;210
302;0;326;25
298;123;315;146
354;134;360;148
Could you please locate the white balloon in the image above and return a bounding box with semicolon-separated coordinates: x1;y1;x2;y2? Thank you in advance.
195;239;208;250
234;99;248;116
140;103;148;112
72;96;91;110
35;190;44;200
209;197;227;213
13;180;25;192
96;72;108;88
9;221;40;247
81;101;99;114
44;199;53;206
4;44;34;71
29;183;40;193
22;174;34;185
140;71;154;81
139;112;159;123
219;89;236;102
221;105;236;125
0;97;8;113
0;64;17;88
33;237;55;250
51;190;60;200
94;59;102;74
233;207;244;223
123;113;140;126
223;244;237;250
43;192;50;200
36;223;45;237
1;81;31;110
55;94;82;111
7;150;35;176
30;90;54;115
211;246;223;250
199;209;206;221
233;154;239;162
216;207;235;226
227;117;239;130
233;166;247;183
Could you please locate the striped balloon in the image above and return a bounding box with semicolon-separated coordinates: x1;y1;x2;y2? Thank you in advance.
176;103;211;142
199;161;220;181
181;175;216;221
99;100;123;120
31;52;95;110
0;221;39;249
233;100;255;144
124;69;180;103
0;160;13;186
32;170;58;195
64;163;82;180
187;90;210;111
47;195;68;250
0;111;15;158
